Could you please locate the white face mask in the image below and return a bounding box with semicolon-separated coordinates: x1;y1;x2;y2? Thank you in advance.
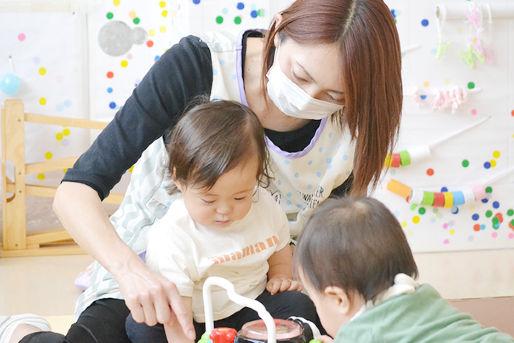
266;48;344;120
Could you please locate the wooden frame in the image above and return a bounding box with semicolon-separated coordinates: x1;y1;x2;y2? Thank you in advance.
1;99;124;257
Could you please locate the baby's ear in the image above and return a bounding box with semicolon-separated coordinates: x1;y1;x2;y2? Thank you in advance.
323;286;352;315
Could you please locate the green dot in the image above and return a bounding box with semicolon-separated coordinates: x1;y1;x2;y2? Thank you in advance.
216;16;223;24
133;17;140;24
485;186;493;193
492;217;499;225
467;81;475;90
418;207;426;215
410;204;418;211
461;159;469;167
511;219;514;226
507;209;514;216
106;12;114;19
234;16;242;24
258;8;265;17
485;210;493;218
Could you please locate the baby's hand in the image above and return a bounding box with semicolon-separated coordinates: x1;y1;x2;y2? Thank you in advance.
266;276;302;295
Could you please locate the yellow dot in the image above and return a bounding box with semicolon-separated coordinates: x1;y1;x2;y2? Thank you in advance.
457;27;463;34
445;78;451;84
44;151;53;160
162;10;168;17
490;159;496;168
449;229;455;235
37;173;46;180
412;216;420;224
121;60;128;67
63;128;70;136
113;0;120;6
159;1;166;8
129;10;136;19
39;97;47;105
423;81;430;88
39;67;46;75
492;150;500;158
149;29;155;36
56;132;63;140
63;168;68;174
159;26;166;33
128;165;134;173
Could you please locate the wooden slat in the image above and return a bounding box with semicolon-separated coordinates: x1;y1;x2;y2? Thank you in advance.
2;99;27;249
26;228;72;246
25;157;78;174
0;244;85;257
24;113;109;130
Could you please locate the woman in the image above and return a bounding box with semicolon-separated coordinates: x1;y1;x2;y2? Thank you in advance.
11;0;402;342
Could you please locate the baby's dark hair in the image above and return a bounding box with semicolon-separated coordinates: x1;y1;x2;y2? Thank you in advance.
294;196;418;302
167;98;270;193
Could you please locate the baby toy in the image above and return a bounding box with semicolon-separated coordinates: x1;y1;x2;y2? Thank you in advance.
198;277;321;343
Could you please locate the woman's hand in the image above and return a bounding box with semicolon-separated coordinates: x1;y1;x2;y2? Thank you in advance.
266;276;302;295
316;335;334;343
53;182;195;339
162;297;195;343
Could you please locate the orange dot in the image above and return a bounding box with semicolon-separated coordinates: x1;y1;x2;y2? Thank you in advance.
106;71;114;78
146;40;154;47
129;10;136;19
473;224;480;231
426;168;434;176
511;110;514;117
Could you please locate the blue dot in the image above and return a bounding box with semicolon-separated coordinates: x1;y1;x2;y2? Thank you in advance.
328;132;333;138
192;0;200;4
287;192;292;198
441;186;448;192
277;180;282;185
326;158;332;163
296;204;303;209
492;201;500;209
220;59;225;65
107;87;113;93
316;172;322;177
211;96;219;100
484;161;491;169
213;69;218;75
56;104;64;112
285;160;290;165
391;9;396;18
421;19;429;26
236;2;244;10
493;222;500;229
307;184;312;190
451;207;459;214
480;224;486;230
166;201;171;207
319;147;324;152
64;100;72;107
154;55;160;61
286;200;292;205
472;213;479;221
231;74;237;79
420;94;427;100
109;101;116;109
307;160;312;166
294;172;299;178
250;10;258;18
343;154;349;160
481;198;489;203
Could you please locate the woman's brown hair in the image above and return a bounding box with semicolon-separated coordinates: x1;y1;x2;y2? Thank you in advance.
293;196;418;301
262;0;402;195
167;99;271;193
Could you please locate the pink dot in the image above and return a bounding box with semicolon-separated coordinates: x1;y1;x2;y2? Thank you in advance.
18;33;26;41
471;109;477;115
492;232;498;238
443;239;450;244
443;223;448;229
509;233;514;239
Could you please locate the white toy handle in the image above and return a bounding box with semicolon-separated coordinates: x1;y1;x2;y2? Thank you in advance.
202;276;276;343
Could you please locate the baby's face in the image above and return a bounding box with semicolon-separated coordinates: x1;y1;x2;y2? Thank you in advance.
299;270;362;337
178;156;258;229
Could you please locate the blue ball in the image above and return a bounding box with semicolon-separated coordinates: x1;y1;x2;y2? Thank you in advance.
0;73;21;95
